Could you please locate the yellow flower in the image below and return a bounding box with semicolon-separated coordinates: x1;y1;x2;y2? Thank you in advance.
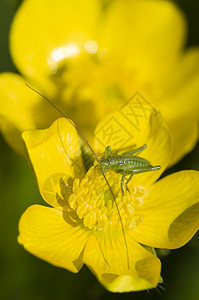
0;0;199;164
19;98;199;292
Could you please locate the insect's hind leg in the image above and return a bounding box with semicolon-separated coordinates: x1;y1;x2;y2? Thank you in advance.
121;170;126;195
125;172;134;193
122;144;147;156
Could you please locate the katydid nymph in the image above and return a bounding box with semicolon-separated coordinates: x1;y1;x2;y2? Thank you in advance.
98;144;160;195
25;84;161;269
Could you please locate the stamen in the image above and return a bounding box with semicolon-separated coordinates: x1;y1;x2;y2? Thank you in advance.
68;167;144;231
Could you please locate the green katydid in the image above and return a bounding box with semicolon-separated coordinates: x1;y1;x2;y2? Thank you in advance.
98;144;160;195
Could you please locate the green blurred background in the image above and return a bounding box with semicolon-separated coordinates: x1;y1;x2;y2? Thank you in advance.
0;0;199;299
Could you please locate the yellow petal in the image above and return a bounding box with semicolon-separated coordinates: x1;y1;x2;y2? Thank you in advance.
132;171;199;249
10;0;101;84
160;47;199;117
18;205;89;272
22;118;85;210
100;0;186;81
166;115;198;166
84;232;161;292
94;94;172;187
157;47;199;165
0;73;40;154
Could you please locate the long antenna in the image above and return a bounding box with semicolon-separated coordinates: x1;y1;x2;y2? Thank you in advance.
25;83;129;269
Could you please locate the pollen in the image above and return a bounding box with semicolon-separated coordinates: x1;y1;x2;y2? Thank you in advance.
68;167;144;231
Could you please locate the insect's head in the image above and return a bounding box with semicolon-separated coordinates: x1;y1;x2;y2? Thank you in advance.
96;158;110;173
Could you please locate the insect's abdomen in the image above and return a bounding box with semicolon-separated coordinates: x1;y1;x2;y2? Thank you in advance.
110;156;150;171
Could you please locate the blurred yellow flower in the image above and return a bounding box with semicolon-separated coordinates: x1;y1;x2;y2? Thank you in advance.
0;0;199;164
19;98;199;292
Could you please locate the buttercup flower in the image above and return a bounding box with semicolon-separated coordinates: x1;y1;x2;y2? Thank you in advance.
0;0;199;164
19;98;199;292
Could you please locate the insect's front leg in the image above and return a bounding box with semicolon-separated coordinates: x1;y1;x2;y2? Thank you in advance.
126;172;134;193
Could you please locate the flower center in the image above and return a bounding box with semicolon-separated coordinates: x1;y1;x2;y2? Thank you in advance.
68;166;144;230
